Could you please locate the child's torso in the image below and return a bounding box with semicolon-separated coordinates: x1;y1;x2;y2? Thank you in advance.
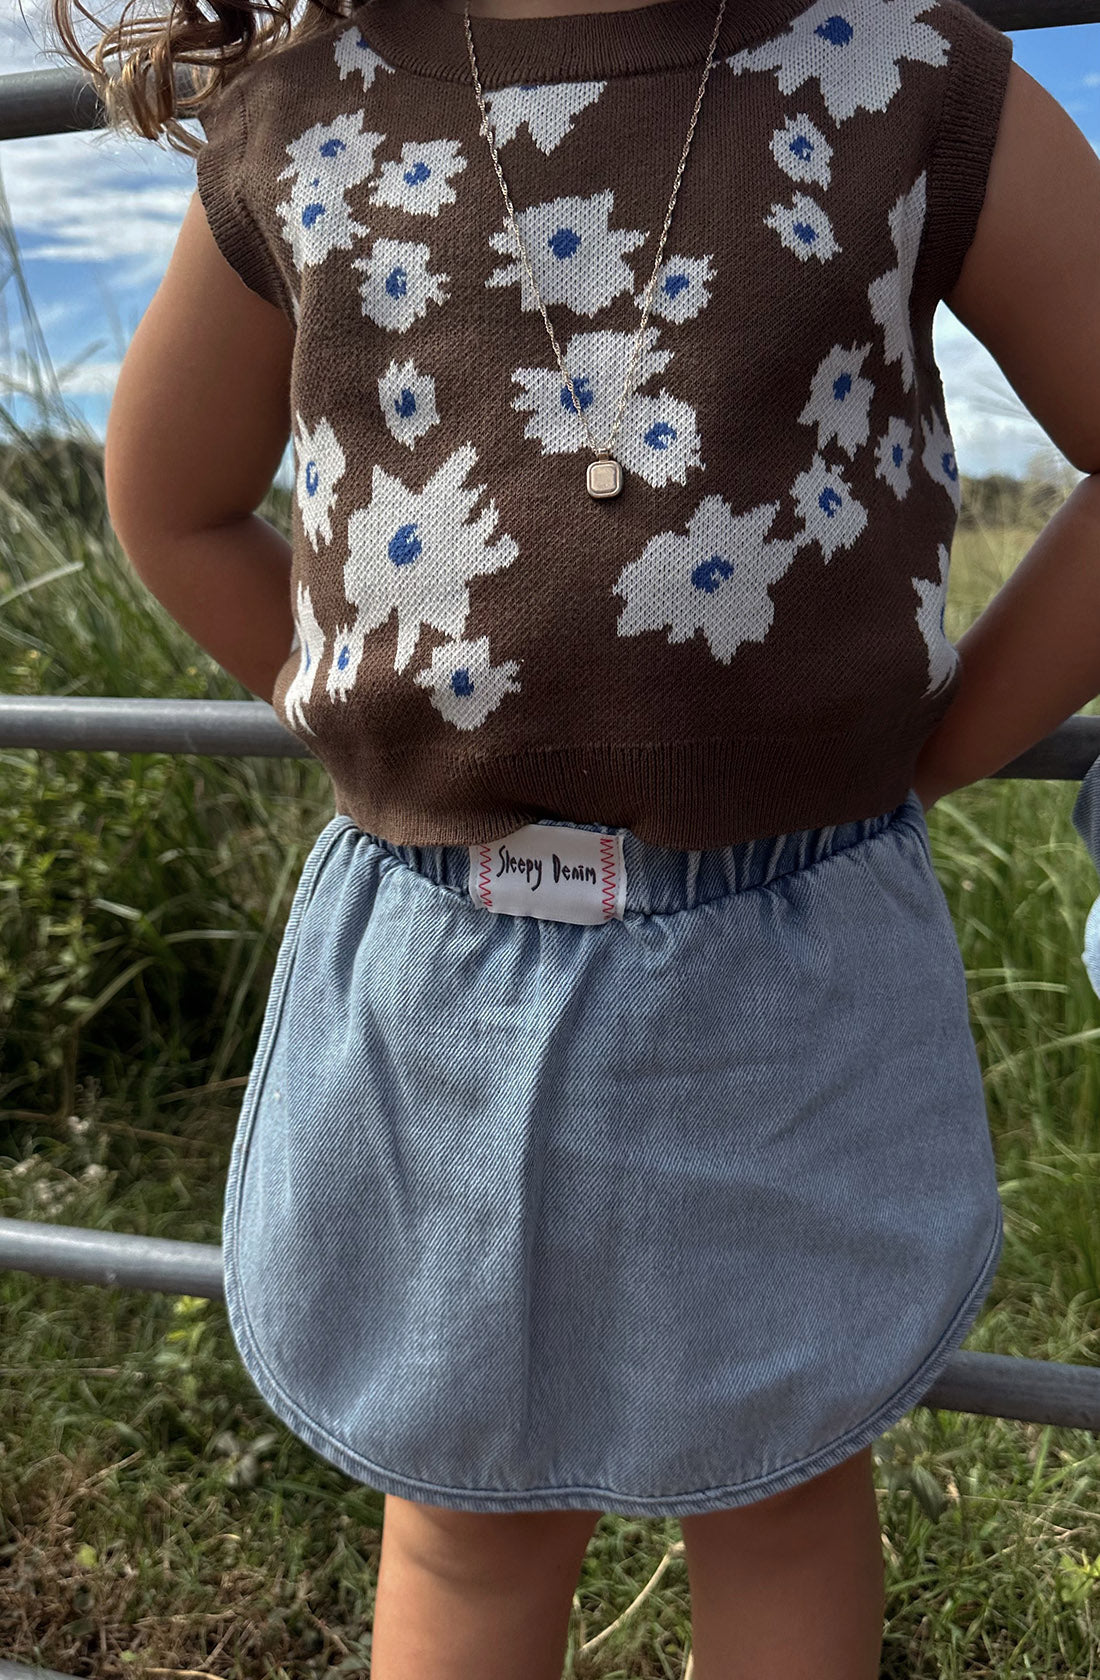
196;0;1013;845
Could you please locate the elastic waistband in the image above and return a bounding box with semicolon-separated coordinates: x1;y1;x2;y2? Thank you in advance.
352;789;923;916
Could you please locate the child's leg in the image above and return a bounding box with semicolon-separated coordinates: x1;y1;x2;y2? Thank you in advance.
370;1494;602;1680
679;1444;885;1680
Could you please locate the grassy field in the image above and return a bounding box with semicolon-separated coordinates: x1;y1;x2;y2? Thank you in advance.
1;413;1099;1674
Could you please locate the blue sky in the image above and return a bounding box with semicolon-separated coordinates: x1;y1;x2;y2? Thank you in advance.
0;0;1096;491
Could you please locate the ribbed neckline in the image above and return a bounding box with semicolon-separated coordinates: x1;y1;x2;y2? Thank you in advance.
349;0;812;85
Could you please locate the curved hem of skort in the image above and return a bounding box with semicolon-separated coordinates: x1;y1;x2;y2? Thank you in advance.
223;1200;1004;1517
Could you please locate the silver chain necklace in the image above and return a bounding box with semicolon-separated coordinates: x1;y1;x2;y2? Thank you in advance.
462;0;727;498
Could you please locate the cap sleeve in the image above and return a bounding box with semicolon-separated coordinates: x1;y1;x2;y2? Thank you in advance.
919;0;1014;306
195;76;296;321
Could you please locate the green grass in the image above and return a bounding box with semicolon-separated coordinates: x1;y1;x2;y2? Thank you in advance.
1;229;1098;1676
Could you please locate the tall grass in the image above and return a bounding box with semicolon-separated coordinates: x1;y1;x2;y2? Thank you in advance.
0;172;1098;1677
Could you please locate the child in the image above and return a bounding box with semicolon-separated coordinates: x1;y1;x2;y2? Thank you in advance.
50;0;1100;1667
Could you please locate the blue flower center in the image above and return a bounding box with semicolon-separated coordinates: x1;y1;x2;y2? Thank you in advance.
941;450;958;482
789;134;813;160
395;387;417;418
404;160;431;185
337;645;350;670
833;372;852;402
304;460;319;497
644;421;678;451
451;667;475;697
662;271;690;298
302;203;326;229
691;555;735;594
560;375;594;415
818;486;842;518
319;137;347;158
385;265;409;298
304;644;311;671
388;522;422;565
892;443;904;467
548;226;582;260
815;14;853;45
793;220;817;246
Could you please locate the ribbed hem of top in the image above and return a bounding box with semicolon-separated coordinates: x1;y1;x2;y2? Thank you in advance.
320;716;936;849
350;0;815;85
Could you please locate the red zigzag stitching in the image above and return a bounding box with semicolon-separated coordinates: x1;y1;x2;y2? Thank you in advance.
599;835;616;921
477;844;493;909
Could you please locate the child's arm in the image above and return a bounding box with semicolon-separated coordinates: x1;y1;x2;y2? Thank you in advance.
104;190;296;706
913;62;1100;810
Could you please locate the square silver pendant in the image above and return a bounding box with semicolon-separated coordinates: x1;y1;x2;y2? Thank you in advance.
587;456;623;498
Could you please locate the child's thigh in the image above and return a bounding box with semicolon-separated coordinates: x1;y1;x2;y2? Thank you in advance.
679;1444;877;1562
380;1493;604;1586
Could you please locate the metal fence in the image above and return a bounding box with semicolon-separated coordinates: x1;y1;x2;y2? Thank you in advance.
3;20;1100;1678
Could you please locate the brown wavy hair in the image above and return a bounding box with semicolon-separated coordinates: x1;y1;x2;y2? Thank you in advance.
34;0;357;157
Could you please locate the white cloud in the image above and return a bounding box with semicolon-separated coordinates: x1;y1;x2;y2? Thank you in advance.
1;1;50;71
3;129;194;278
0;350;123;396
2;0;198;285
932;305;1080;481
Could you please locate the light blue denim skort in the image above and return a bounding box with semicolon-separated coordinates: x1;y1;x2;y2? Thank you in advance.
221;787;1004;1517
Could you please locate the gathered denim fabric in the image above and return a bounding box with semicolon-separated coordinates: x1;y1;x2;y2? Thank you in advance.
1072;756;1100;999
220;787;1003;1516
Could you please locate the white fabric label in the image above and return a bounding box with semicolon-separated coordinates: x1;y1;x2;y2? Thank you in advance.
468;824;627;925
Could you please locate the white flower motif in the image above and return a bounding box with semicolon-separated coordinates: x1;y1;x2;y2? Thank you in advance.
283;580;325;735
765;190;840;264
294;412;346;551
353;237;450;332
615;495;800;664
618;391;703;487
875;416;913;499
344;443;519;673
512;327;672;455
726;0;950;126
638;254;716;323
414;635;522;730
333;23;397;90
275;115;384;271
920;405;961;511
867;171;926;394
325;616;368;703
790;453;868;561
483;80;606;153
771;112;832;187
487;190;646;316
914;542;957;697
378;357;440;448
797;342;875;459
370;139;468;216
511;327;701;484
